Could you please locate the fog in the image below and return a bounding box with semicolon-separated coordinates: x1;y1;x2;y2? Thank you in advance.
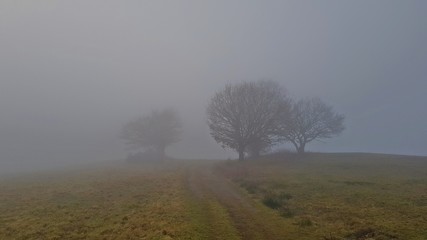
1;1;426;174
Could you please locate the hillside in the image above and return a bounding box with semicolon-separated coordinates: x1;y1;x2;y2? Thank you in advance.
0;153;426;239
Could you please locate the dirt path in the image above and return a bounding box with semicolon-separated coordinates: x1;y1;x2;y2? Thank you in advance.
186;162;288;240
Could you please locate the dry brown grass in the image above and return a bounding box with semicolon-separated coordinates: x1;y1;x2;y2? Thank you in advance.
1;153;426;239
0;162;204;239
216;153;427;240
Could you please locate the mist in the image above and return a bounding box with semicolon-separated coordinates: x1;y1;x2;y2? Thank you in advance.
1;1;426;174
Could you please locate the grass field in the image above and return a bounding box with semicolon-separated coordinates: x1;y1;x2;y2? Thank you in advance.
0;153;426;239
0;163;204;239
216;153;427;240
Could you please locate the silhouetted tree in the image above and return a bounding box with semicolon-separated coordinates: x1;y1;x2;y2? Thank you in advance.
245;139;271;158
120;109;181;159
279;98;345;154
207;80;289;160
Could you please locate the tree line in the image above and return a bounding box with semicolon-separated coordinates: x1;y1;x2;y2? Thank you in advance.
121;80;344;161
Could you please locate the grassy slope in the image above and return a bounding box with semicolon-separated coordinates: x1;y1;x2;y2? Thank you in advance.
0;163;206;240
0;153;426;239
186;162;290;240
216;153;427;240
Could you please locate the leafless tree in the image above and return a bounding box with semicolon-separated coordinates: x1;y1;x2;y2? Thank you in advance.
279;98;345;154
245;139;271;158
120;109;181;159
207;80;290;161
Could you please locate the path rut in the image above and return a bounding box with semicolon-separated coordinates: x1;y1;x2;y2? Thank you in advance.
187;163;287;240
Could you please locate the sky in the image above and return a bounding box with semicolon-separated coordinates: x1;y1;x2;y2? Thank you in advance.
0;1;426;173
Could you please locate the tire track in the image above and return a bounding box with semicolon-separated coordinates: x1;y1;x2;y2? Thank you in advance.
187;163;287;240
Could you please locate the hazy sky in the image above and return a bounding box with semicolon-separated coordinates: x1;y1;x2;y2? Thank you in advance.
1;1;426;172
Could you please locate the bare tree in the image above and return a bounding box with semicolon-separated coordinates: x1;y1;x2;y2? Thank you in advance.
120;109;181;159
207;80;289;161
245;139;271;158
279;98;345;154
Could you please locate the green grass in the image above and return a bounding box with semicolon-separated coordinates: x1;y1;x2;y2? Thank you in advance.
0;163;205;240
1;153;426;239
216;152;427;239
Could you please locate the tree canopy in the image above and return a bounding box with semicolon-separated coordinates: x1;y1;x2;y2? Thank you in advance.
207;80;289;160
120;109;181;159
278;98;345;154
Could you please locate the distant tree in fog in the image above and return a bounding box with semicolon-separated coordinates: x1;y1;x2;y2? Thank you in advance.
278;98;345;154
120;109;181;159
207;80;290;161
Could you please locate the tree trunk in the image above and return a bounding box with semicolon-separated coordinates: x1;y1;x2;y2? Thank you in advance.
238;148;245;161
297;142;306;154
